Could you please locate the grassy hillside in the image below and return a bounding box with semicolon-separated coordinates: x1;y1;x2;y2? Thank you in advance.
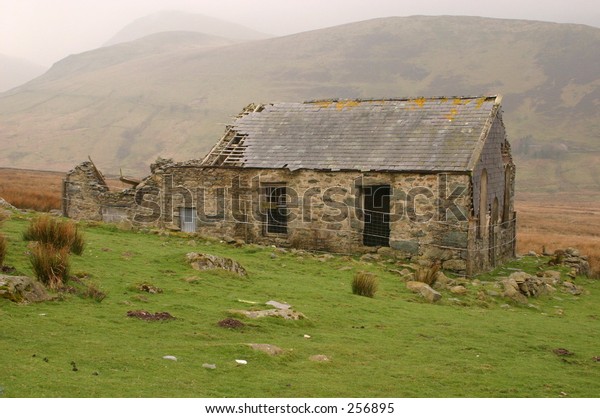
1;213;599;397
0;16;598;193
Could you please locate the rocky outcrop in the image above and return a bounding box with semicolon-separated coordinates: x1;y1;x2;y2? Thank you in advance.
406;281;442;303
0;275;51;303
186;252;247;276
501;271;556;304
549;248;591;277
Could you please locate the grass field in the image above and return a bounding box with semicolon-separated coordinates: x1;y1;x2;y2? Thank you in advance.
1;212;599;398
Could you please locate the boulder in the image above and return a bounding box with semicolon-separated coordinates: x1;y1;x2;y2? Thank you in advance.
186;252;247;276
249;344;284;356
501;278;528;304
0;275;51;303
450;285;468;295
406;281;441;303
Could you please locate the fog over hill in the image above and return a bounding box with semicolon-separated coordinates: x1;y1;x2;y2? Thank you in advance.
104;10;271;46
0;16;598;193
0;54;47;92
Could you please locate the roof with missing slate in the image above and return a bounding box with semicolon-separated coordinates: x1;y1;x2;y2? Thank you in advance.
201;96;502;172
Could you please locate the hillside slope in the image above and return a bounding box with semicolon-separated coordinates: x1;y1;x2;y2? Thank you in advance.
0;16;598;192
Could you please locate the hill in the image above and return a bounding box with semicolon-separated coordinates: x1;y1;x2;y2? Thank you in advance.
0;16;598;193
104;10;270;46
0;54;47;92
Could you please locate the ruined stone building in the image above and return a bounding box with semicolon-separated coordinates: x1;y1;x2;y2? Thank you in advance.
63;96;516;275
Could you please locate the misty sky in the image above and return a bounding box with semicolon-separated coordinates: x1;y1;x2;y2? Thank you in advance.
2;0;599;66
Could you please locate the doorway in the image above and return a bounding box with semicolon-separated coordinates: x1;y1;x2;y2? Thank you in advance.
363;185;391;247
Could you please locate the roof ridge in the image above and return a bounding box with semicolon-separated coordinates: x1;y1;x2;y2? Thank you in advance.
304;95;498;104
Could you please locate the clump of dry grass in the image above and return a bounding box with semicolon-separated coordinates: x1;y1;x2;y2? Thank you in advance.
23;215;85;255
352;271;378;298
0;233;6;266
29;243;70;289
413;262;441;286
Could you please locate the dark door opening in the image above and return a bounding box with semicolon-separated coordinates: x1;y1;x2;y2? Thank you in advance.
265;185;288;234
363;185;391;247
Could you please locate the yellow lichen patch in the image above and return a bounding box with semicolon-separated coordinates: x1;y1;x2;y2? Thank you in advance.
312;101;333;109
445;108;458;121
476;97;488;109
453;98;471;106
335;100;360;111
413;97;427;108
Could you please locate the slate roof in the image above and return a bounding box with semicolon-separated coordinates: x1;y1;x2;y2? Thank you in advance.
202;96;502;172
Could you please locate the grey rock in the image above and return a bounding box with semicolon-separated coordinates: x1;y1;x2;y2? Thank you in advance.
186;252;247;276
202;363;217;369
0;275;51;303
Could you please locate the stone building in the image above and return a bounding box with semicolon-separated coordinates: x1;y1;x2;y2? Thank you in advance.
63;96;516;275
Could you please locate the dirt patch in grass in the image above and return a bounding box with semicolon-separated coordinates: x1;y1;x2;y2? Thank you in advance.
126;310;175;321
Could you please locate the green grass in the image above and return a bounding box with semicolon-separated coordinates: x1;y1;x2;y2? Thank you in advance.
1;213;599;397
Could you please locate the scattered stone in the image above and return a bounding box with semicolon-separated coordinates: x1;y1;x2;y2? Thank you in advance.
0;197;16;210
338;266;353;271
270;253;278;259
186;252;247;276
501;278;528;304
235;359;247;365
527;250;538;257
433;271;452;290
562;281;583;295
249;344;284;356
217;318;245;328
309;354;330;362
202;363;217;369
0;275;52;303
126;310;175;321
592;357;600;362
304;334;311;339
360;253;380;263
230;308;305;320
137;283;163;294
222;235;236;244
163;356;177;361
549;248;590;277
553;348;574;357
266;300;291;310
405;281;442;303
450;285;467;295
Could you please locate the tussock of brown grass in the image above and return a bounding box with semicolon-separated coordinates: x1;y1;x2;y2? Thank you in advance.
29;243;70;289
23;215;85;255
352;271;378;297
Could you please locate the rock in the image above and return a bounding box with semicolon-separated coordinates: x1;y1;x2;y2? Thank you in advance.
562;281;583;295
450;285;468;295
126;310;175;321
376;247;396;258
266;300;291;310
527;250;538;257
137;283;163;294
553;348;574;356
304;334;311;339
539;270;562;285
235;359;247;365
0;197;16;210
186;252;247;276
406;281;428;292
0;275;51;303
360;254;380;262
433;271;452;290
406;281;441;303
509;271;531;283
442;259;466;272
202;363;217;369
249;344;284;356
222;235;236;244
230;308;305;320
162;356;177;361
501;278;528;304
309;355;330;362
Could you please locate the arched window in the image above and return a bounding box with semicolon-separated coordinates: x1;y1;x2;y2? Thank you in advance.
478;169;488;238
